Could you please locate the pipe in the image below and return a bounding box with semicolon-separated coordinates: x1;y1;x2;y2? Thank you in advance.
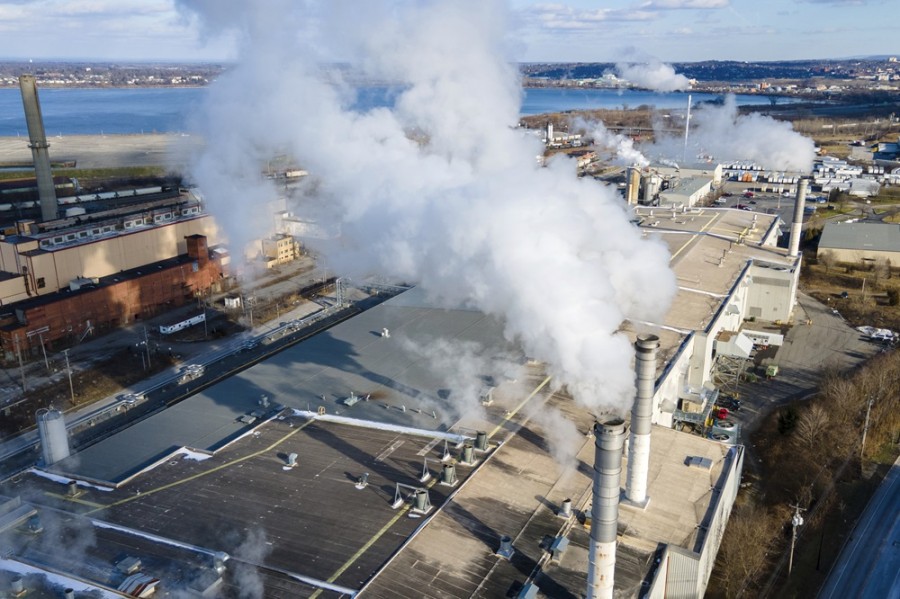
625;334;659;506
18;75;58;222
788;178;808;258
587;418;627;599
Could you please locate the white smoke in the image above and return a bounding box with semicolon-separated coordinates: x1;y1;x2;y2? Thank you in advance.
615;61;690;92
179;0;677;413
573;117;649;167
397;336;525;422
230;528;271;599
643;94;816;171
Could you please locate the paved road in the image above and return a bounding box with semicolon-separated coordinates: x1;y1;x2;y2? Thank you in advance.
818;456;900;599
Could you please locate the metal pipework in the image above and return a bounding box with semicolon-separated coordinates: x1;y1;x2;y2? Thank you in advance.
18;75;58;221
788;178;809;258
626;334;659;506
587;418;627;599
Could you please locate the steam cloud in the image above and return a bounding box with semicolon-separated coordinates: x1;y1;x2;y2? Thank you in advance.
574;117;649;167
179;0;677;413
644;95;816;171
615;61;690;92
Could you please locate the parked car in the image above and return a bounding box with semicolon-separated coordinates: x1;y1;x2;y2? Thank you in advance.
743;191;755;198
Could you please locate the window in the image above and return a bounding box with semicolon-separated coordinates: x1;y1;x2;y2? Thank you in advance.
37;277;45;289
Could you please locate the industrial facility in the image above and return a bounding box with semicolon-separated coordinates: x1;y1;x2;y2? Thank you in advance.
0;76;224;362
0;176;807;596
0;75;817;598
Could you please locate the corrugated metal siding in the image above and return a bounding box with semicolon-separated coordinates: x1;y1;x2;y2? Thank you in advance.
665;546;701;598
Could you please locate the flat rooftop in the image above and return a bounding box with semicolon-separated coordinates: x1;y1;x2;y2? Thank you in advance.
3;387;733;598
634;206;792;354
51;287;521;485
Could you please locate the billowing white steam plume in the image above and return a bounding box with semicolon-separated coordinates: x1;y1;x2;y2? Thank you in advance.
615;61;690;92
574;117;649;167
179;0;677;412
645;94;816;171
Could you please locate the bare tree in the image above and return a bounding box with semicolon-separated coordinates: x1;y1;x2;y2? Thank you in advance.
819;250;836;274
794;404;830;449
715;503;779;598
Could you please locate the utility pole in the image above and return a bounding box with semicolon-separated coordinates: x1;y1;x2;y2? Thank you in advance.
37;332;49;373
13;334;26;391
788;503;805;576
62;348;75;405
143;326;152;368
861;396;874;460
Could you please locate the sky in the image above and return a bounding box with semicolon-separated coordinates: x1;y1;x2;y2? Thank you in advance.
0;0;893;64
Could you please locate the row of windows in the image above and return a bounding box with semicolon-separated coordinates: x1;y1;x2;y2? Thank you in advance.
37;207;202;249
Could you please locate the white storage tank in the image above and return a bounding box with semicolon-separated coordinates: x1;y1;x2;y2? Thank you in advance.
37;408;70;466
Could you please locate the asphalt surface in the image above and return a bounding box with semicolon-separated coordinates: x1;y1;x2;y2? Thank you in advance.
818;455;900;599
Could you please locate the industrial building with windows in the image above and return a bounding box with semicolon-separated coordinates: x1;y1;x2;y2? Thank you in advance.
0;178;808;597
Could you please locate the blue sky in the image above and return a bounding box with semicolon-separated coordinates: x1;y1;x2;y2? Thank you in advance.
0;0;893;63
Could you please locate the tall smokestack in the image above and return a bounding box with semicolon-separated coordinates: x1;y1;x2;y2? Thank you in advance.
19;75;58;222
587;418;627;599
625;334;659;507
788;178;808;258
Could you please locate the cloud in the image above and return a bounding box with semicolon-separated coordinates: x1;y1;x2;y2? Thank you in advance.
640;0;729;8
519;3;656;30
801;0;865;4
615;61;691;91
183;0;678;415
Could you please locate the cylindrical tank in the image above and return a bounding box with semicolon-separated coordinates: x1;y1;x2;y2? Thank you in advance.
624;166;641;204
36;408;70;466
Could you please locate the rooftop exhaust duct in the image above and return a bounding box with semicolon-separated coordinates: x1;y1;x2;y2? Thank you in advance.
788;178;809;258
18;75;58;222
625;334;659;507
587;418;627;599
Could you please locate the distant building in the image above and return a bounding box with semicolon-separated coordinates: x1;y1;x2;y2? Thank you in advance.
0;191;223;361
818;222;900;264
260;233;301;268
658;176;713;207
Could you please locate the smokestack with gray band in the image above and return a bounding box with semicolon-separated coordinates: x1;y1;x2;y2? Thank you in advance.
625;334;659;507
19;75;58;222
587;418;627;599
788;178;808;258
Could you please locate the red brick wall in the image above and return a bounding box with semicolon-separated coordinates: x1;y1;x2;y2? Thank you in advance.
1;258;222;359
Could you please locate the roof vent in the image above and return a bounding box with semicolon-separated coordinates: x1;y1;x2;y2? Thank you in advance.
496;535;514;559
558;498;573;519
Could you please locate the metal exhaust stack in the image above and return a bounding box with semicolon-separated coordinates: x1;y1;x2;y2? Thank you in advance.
788;178;809;258
625;334;659;507
587;418;627;599
18;75;58;222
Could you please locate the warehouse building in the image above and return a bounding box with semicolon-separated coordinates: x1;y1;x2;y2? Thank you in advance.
817;221;900;264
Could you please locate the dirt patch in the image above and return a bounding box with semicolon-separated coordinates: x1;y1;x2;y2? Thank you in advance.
0;349;178;437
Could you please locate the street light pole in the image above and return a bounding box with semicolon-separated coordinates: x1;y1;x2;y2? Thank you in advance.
63;348;75;405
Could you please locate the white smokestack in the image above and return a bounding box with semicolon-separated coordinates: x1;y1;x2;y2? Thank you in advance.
789;178;809;258
625;334;659;507
587;418;627;599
